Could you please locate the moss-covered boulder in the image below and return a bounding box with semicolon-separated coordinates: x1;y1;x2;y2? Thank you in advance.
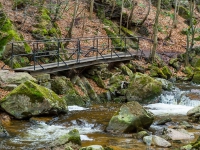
51;76;86;106
119;63;134;77
106;101;154;133
152;0;173;10
126;73;162;103
126;72;162;103
32;7;61;40
149;66;167;79
0;80;68;119
108;74;127;97
50;129;81;149
187;105;200;123
81;77;101;104
162;66;172;79
155;78;173;91
0;4;31;59
169;58;180;70
178;6;190;20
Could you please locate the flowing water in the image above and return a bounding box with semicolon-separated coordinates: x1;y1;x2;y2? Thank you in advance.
1;83;200;150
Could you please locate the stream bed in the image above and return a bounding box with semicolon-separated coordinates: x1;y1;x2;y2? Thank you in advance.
1;82;200;150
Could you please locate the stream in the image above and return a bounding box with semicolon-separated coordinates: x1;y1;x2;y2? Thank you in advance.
1;82;200;150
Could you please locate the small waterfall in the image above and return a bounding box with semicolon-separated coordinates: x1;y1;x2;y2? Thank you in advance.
159;87;200;107
147;83;200;116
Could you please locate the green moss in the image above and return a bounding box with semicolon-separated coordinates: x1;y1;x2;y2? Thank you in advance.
150;66;167;79
104;28;126;51
1;80;63;104
179;6;190;20
162;66;172;79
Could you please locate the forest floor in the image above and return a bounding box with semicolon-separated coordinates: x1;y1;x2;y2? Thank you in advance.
0;0;200;99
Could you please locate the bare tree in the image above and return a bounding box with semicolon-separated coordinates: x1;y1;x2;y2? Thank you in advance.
89;0;94;19
150;0;161;63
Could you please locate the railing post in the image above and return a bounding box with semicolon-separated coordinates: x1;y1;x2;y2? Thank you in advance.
11;43;14;69
110;37;112;58
96;37;98;59
57;40;60;66
77;39;80;63
33;43;36;71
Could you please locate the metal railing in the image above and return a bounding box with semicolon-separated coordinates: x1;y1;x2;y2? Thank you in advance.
2;36;151;70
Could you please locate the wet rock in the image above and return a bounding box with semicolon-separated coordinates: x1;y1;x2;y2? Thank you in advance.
181;144;192;150
180;121;193;129
156;117;172;125
0;123;9;137
126;72;162;104
80;145;104;150
137;131;148;139
0;70;36;85
190;135;200;148
155;78;174;91
0;80;68;119
143;135;153;146
51;129;81;147
152;135;171;148
164;128;194;141
106;101;154;133
187;105;200;123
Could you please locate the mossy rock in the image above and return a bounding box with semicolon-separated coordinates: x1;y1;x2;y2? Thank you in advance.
178;6;190;20
183;66;194;76
119;63;134;77
162;66;172;79
192;70;200;84
169;58;180;70
152;0;173;10
106;101;154;133
51;129;81;147
0;7;30;58
0;80;68;119
126;72;162;103
149;66;167;79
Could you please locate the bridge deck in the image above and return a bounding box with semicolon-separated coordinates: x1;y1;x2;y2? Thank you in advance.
14;52;139;75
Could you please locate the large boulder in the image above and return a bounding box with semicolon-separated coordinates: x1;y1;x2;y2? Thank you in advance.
152;135;171;148
187;105;200;123
0;80;68;119
106;101;154;133
0;70;36;85
126;72;162;103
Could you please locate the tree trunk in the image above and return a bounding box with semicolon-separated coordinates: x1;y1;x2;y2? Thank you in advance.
89;0;94;19
167;0;179;39
150;0;161;63
127;0;135;29
119;0;124;34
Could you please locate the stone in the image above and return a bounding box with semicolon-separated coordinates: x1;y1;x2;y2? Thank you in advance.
106;101;154;133
34;74;51;83
0;70;36;85
81;77;101;104
143;136;153;146
126;72;162;104
119;63;134;77
180;121;193;129
0;113;11;126
164;128;194;141
156;78;174;91
156;117;172;125
137;131;148;139
152;135;171;148
187;105;200;122
181;144;193;150
0;123;9;137
50;129;81;147
0;80;68;119
83;145;104;150
1;84;17;91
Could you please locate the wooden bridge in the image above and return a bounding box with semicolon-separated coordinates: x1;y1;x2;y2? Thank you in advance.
2;36;151;75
